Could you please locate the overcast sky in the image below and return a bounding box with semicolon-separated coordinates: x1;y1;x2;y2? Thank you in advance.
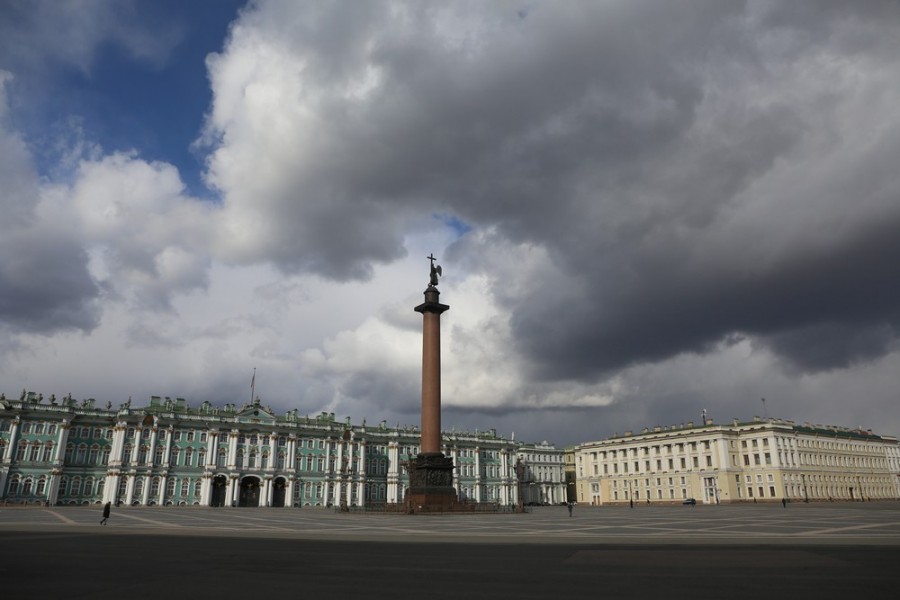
1;0;899;447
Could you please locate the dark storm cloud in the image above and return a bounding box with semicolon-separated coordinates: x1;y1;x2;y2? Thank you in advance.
219;1;900;384
0;233;100;333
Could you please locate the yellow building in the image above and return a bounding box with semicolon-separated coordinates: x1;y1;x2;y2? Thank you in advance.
574;417;900;505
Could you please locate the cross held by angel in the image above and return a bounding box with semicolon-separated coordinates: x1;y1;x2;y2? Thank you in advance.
427;253;443;287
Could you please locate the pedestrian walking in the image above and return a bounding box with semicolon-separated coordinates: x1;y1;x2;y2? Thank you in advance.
100;501;111;525
782;498;787;508
567;501;573;517
630;499;634;509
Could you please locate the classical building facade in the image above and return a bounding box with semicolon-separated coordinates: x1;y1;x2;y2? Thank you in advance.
515;440;566;505
574;417;900;505
0;392;526;508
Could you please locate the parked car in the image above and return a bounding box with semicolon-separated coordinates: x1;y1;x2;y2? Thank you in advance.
682;498;697;506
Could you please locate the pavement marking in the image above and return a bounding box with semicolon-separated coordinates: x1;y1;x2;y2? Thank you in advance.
112;511;185;527
46;510;77;525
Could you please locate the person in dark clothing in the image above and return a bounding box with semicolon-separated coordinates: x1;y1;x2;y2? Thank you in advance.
567;502;573;517
100;501;111;525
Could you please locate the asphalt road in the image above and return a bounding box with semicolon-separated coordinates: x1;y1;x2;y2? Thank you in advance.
2;503;898;599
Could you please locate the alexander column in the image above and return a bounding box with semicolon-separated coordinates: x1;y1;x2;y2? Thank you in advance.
406;254;458;511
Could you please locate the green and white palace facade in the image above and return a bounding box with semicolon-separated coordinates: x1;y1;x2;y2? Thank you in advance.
0;392;532;508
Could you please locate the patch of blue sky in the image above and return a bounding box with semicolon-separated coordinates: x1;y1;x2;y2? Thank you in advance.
435;213;473;238
18;0;244;200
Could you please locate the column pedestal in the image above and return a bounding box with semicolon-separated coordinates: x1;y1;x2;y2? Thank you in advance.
405;452;459;512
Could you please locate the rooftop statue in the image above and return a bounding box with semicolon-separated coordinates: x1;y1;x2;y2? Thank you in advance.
428;253;442;287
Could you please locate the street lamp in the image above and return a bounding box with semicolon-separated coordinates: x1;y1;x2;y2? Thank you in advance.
802;473;809;503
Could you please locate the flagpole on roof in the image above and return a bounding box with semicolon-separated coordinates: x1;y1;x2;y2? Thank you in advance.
250;368;256;405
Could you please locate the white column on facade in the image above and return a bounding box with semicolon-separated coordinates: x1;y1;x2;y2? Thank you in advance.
357;440;366;508
199;474;210;506
387;440;399;503
157;475;166;505
47;471;61;505
268;434;277;471
261;477;271;506
285;477;295;508
287;436;296;472
141;475;151;505
106;474;120;504
227;430;238;470
474;446;482;502
108;423;125;466
325;440;343;504
344;442;354;507
129;433;140;465
147;427;159;467
4;417;21;462
124;475;135;505
160;427;172;469
54;421;71;464
206;431;218;468
499;451;508;505
227;475;237;507
450;446;459;492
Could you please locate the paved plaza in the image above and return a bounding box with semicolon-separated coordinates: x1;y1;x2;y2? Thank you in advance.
2;502;899;598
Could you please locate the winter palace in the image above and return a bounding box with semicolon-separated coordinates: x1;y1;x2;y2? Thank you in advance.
574;415;900;505
0;391;565;508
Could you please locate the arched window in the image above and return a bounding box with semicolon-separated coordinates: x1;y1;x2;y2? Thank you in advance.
22;478;33;496
180;479;189;497
102;447;111;465
117;478;127;499
249;450;258;469
122;444;133;466
90;445;100;465
185;447;194;467
261;452;268;469
236;449;244;467
138;446;148;465
8;476;20;496
42;443;54;463
193;480;202;497
150;477;161;498
58;476;68;496
16;442;27;461
198;448;207;467
36;477;47;496
84;477;94;497
71;477;82;496
134;477;144;499
166;478;176;497
154;447;164;465
217;448;226;468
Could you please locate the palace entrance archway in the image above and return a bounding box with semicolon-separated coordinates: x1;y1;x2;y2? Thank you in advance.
239;476;260;507
209;475;227;507
272;477;287;508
